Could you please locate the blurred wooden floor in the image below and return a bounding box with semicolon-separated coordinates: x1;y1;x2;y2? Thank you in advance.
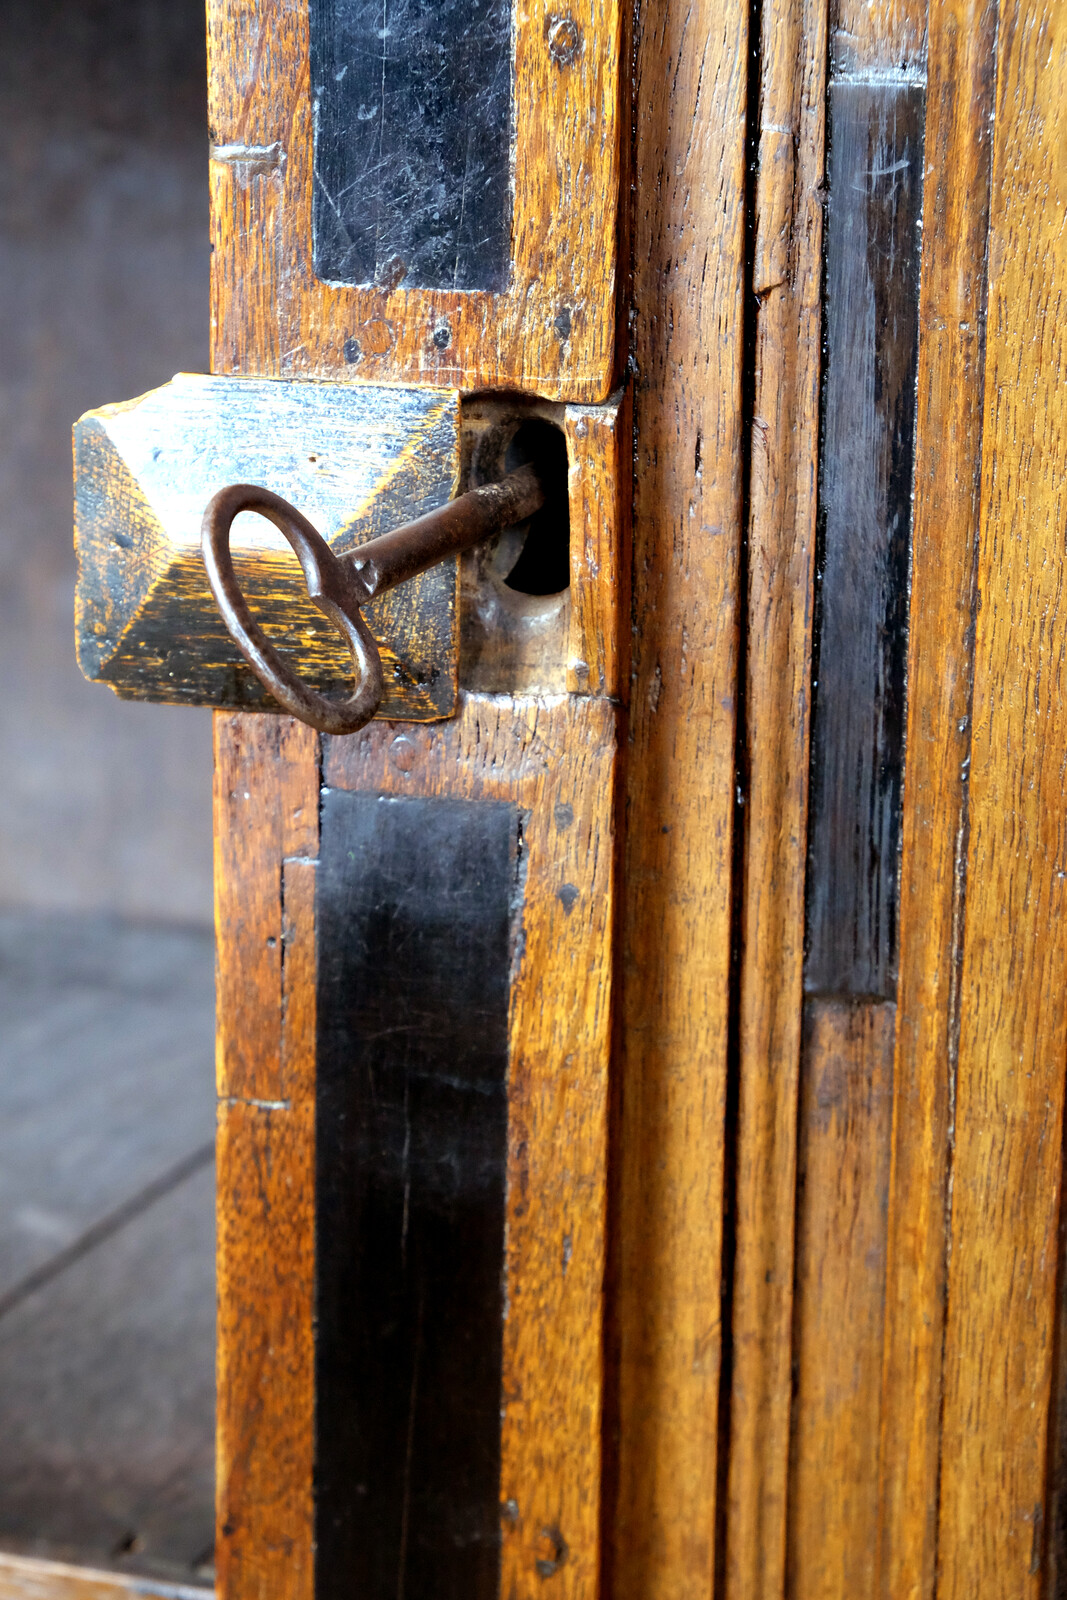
0;914;215;1585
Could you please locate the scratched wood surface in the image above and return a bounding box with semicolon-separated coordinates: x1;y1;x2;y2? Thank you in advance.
610;0;747;1590
74;375;459;719
325;696;616;1600
213;714;319;1600
723;0;825;1588
788;1000;895;1600
457;392;627;700
935;3;1067;1592
804;75;924;998
205;0;621;400
215;700;616;1600
875;2;996;1595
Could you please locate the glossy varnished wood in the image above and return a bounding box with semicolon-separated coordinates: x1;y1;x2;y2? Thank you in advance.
936;4;1067;1591
611;0;747;1589
724;0;826;1588
875;3;996;1595
205;0;621;400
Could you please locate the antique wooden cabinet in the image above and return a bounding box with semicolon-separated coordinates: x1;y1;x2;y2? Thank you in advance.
55;0;1067;1595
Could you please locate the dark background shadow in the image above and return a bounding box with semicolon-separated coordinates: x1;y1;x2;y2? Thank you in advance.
0;0;216;1584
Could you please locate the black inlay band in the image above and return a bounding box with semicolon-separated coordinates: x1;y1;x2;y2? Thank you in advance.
314;790;514;1600
310;0;513;292
805;80;924;998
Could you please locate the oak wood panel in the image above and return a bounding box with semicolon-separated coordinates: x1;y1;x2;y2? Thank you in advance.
724;0;826;1590
874;4;996;1596
205;0;621;400
788;1000;895;1600
565;391;631;701
830;0;926;72
213;715;319;1600
611;0;747;1589
325;694;616;1600
936;4;1067;1593
0;1552;209;1600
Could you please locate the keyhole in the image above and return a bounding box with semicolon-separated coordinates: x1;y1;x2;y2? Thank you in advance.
500;420;570;596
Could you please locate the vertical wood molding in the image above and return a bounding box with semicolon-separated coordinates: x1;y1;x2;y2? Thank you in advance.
789;1000;896;1600
611;0;748;1590
875;3;997;1596
936;3;1067;1592
724;0;827;1588
214;715;320;1600
786;0;926;1592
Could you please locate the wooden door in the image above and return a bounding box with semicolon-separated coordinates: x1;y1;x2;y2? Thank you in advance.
67;0;1067;1595
204;2;625;1598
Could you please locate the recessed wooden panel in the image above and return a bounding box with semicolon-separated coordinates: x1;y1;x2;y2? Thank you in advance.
206;0;621;399
310;0;512;292
314;791;513;1600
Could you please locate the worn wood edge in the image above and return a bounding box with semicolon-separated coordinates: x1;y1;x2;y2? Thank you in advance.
935;2;1067;1591
213;715;319;1600
610;0;748;1584
323;693;616;1600
874;3;996;1597
0;1553;211;1600
565;386;631;701
830;0;928;73
787;998;896;1600
724;0;827;1588
205;0;622;401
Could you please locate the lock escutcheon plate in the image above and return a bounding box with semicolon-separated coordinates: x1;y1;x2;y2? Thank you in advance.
74;373;460;721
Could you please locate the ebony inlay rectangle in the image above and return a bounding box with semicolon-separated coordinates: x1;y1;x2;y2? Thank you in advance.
805;80;924;998
315;791;515;1600
309;0;513;291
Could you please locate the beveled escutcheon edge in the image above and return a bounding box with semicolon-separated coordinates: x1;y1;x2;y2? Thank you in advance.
202;484;384;736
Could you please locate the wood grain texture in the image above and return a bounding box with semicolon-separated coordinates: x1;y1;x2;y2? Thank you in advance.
788;1000;895;1600
205;0;621;401
936;4;1067;1593
875;3;996;1596
565;390;631;701
214;714;319;1600
459;392;627;699
0;1552;209;1600
831;0;926;73
611;0;747;1589
325;693;616;1600
74;375;459;719
724;0;826;1588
